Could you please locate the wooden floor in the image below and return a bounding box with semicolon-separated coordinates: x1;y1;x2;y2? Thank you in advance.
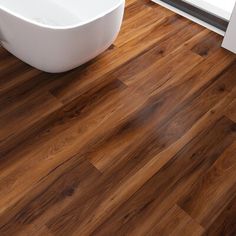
1;0;236;235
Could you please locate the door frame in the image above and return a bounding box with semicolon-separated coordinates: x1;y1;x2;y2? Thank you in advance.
222;3;236;53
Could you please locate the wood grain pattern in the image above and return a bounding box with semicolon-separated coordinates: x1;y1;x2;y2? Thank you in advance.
91;116;236;236
204;193;236;236
148;205;204;236
0;0;236;235
179;141;236;228
225;99;236;122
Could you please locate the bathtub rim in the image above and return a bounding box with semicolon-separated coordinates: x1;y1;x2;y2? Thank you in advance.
0;0;125;30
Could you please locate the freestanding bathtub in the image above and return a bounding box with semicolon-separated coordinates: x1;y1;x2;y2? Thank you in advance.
0;0;125;73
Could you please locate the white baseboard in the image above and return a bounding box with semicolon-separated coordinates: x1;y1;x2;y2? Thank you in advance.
152;0;225;36
183;0;232;20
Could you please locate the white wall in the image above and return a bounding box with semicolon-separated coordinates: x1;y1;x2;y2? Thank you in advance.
222;4;236;53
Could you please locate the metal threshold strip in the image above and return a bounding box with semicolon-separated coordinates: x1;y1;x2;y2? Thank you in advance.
159;0;229;31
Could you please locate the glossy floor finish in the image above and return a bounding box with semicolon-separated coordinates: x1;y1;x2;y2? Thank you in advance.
0;0;236;235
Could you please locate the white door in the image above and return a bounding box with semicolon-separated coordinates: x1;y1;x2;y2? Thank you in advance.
222;3;236;53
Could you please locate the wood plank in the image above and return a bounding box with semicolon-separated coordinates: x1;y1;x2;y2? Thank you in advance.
0;79;129;211
0;92;63;156
116;3;173;47
0;64;41;95
0;71;61;116
87;117;236;236
125;0;138;7
191;31;223;58
225;98;236;122
120;45;203;88
114;22;205;85
0;56;21;74
148;205;204;236
178;141;236;228
17;225;53;236
205;194;236;236
0;160;101;235
124;0;151;20
89;60;236;172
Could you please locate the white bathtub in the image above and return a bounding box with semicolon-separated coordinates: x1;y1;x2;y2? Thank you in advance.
0;0;125;73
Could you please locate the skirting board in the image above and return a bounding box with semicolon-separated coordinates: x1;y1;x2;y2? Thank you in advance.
152;0;225;36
